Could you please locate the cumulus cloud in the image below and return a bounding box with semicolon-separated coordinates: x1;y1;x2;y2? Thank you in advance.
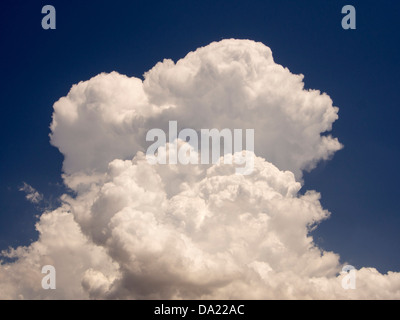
0;203;118;299
50;39;341;179
1;39;399;299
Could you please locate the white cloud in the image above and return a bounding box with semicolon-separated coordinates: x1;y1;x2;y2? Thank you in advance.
19;182;43;204
50;39;341;179
1;39;399;299
0;205;118;299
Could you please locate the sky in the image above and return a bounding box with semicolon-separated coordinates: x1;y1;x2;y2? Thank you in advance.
0;0;400;299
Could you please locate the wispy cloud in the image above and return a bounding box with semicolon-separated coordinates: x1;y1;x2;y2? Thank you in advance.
19;182;43;204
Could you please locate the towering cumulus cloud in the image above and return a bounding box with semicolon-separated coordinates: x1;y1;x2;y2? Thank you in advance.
1;39;399;299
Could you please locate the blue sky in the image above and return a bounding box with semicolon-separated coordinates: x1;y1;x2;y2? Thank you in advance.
0;0;399;276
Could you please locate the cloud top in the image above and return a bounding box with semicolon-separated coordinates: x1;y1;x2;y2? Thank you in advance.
50;39;342;179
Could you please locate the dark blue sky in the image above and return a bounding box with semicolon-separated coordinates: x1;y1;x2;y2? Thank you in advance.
0;0;399;273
